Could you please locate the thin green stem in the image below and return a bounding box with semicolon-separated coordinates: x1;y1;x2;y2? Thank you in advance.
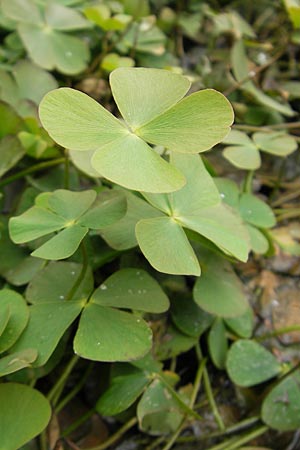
255;325;300;342
0;158;65;188
223;46;286;97
47;354;80;405
66;240;88;301
56;363;94;413
161;356;206;450
206;425;268;450
175;416;260;443
196;344;225;431
243;170;254;194
86;417;138;450
64;149;70;189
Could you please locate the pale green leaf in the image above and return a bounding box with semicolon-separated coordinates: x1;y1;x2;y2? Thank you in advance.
169;153;220;214
214;178;240;209
39;87;127;151
136;216;200;276
0;290;29;353
178;204;250;262
1;0;43;25
31;224;88;260
0;383;51;450
100;191;159;250
110;67;190;129
223;145;261;170
226;340;281;387
193;252;248;317
12;302;82;366
74;303;152;361
48;189;96;221
78;190;126;229
13;60;58;105
45;3;91;30
91;133;186;193
91;268;169;313
138;89;234;153
9;206;66;243
0;136;25;178
19;25;90;75
25;261;93;304
239;193;276;228
101;53;134;71
0;349;37;376
246;224;269;254
69;149;101;178
222;129;253;145
253;132;298;156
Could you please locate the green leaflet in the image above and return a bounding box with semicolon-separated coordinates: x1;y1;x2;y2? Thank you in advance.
9;189;126;260
39;67;234;193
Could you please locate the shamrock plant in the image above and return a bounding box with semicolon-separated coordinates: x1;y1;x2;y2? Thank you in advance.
9;189;126;260
11;264;169;363
97;153;251;276
223;129;298;170
1;0;91;74
39;67;234;193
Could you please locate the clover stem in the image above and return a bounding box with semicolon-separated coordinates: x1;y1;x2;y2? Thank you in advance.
255;325;300;342
243;170;254;194
64;149;70;189
196;343;225;431
55;362;94;413
85;417;138;450
161;355;206;450
0;157;65;188
47;354;80;405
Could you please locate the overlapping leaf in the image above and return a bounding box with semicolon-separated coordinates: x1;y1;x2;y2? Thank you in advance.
0;383;51;450
74;269;167;361
1;0;91;74
226;340;281;387
9;189;126;260
215;177;275;254
136;153;250;275
0;290;29;353
223;130;297;169
39;67;234;193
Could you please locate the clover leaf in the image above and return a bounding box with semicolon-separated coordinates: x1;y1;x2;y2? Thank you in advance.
13;267;163;363
1;0;91;74
215;178;276;254
9;189;126;260
39;67;234;193
223;129;298;170
135;153;250;275
0;60;58;117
